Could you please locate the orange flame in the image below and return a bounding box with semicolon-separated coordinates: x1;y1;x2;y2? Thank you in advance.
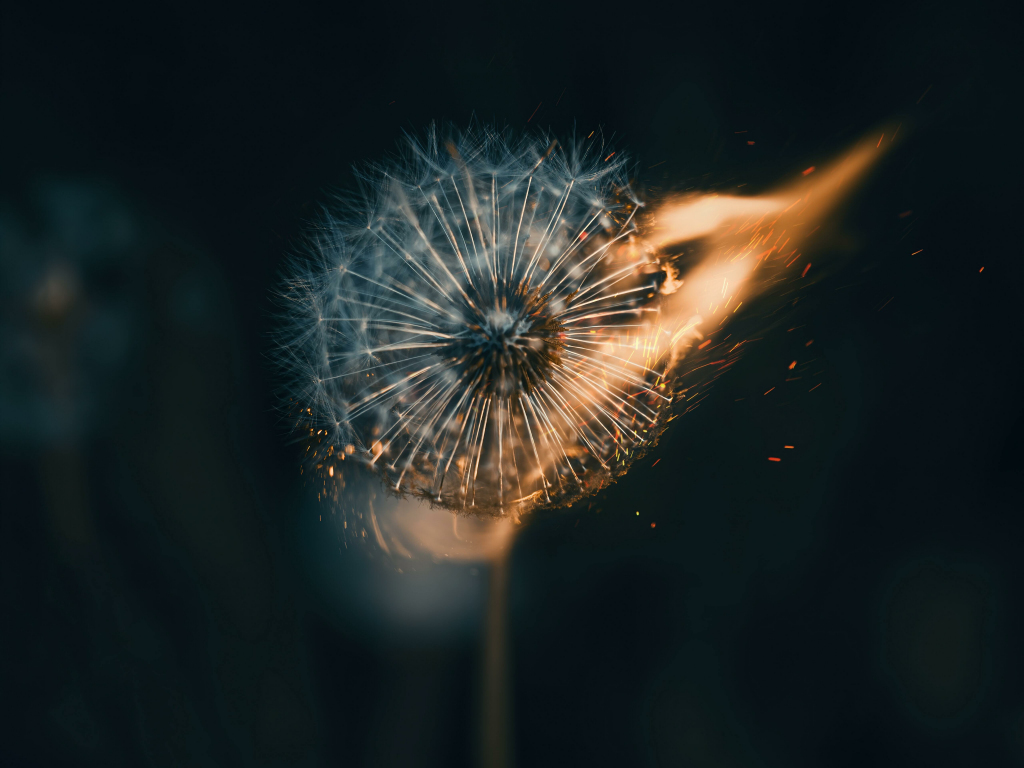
639;126;895;368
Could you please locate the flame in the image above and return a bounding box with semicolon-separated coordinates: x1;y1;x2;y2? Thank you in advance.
639;128;893;367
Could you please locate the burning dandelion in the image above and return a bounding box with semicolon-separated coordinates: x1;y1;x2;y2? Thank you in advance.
277;124;890;519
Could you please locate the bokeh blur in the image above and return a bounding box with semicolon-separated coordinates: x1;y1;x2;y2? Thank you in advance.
2;2;1021;767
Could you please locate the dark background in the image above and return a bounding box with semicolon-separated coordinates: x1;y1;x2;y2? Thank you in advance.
2;1;1022;766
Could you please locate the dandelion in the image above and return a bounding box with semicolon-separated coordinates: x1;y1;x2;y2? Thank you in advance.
277;126;677;516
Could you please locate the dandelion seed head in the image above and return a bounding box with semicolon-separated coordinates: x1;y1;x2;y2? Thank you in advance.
278;125;675;516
